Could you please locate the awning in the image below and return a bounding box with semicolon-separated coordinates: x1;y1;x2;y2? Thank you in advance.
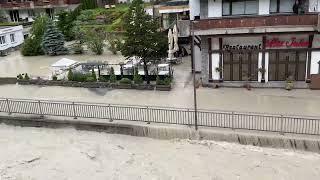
51;58;78;69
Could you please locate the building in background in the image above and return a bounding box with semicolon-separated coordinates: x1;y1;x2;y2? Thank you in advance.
0;25;24;56
185;0;320;86
0;0;80;23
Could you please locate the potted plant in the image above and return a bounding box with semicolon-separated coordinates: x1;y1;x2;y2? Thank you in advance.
258;67;266;83
215;67;222;72
215;67;223;82
285;76;294;91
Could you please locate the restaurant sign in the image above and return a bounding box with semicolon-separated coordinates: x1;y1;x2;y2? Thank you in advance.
222;37;262;50
266;35;309;49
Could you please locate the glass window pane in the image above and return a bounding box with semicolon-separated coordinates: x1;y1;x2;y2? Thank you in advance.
222;1;230;15
232;1;245;15
245;0;258;14
279;0;295;12
270;0;278;13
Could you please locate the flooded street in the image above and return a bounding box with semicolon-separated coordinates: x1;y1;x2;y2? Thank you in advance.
1;51;320;116
1;124;320;180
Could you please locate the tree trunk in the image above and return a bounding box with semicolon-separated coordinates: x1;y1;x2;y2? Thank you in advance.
143;59;150;84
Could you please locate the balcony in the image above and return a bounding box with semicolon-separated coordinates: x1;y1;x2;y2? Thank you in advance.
193;14;319;35
0;0;80;9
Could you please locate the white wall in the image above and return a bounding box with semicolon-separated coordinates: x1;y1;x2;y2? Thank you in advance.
0;26;24;51
208;0;222;18
211;53;220;80
190;0;200;20
310;51;320;74
210;38;220;80
259;0;270;15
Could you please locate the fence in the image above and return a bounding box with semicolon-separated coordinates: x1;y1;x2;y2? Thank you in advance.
0;98;320;135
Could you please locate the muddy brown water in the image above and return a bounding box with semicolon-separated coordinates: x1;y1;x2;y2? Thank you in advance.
1;50;320;116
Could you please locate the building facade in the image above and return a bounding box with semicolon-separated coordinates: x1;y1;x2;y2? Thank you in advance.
0;25;24;55
0;0;80;22
188;0;320;84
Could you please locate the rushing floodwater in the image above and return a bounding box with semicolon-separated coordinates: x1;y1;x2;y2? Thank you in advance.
1;50;320;116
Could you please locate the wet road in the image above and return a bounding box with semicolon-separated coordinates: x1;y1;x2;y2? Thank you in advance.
1;51;320;116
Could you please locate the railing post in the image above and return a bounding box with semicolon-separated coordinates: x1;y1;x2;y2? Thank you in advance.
146;106;150;124
72;102;77;119
108;104;113;122
231;112;235;129
6;98;11;115
280;115;284;135
187;109;191;125
38;100;43;118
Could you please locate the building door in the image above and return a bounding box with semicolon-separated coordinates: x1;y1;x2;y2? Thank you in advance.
268;51;306;81
223;52;258;81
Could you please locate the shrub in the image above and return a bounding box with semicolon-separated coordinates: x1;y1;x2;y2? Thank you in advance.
52;75;58;81
24;73;30;80
86;76;95;82
17;74;23;80
109;67;117;83
67;69;74;81
133;68;143;84
98;76;108;82
164;77;171;85
156;76;163;85
72;43;84;54
119;78;132;84
91;69;97;81
73;72;86;82
156;76;171;85
84;28;105;55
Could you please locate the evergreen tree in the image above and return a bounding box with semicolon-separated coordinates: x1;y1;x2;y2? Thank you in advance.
42;20;68;56
120;0;167;84
21;15;49;56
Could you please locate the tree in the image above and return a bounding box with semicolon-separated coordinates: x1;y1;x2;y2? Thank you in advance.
67;69;74;81
106;34;121;54
21;15;49;56
42;20;68;56
84;28;105;55
80;0;98;9
57;6;82;41
120;0;167;84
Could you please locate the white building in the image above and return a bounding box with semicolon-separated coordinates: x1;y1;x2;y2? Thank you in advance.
185;0;320;85
0;25;24;56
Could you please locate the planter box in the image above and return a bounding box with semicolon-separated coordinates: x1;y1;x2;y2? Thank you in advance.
156;84;171;91
17;80;172;91
116;84;133;89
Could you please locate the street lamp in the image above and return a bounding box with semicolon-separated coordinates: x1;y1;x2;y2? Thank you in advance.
190;20;198;131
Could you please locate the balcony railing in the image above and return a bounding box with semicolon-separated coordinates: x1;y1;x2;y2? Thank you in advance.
0;0;80;9
194;14;319;31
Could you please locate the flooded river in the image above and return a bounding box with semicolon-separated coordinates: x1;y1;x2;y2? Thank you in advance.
1;50;320;116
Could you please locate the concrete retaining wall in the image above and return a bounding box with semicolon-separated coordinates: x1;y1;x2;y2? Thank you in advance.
17;79;171;91
1;115;320;153
0;77;17;85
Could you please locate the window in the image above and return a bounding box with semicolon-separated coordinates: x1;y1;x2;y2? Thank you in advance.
0;36;6;45
10;34;15;42
270;0;296;13
222;0;258;16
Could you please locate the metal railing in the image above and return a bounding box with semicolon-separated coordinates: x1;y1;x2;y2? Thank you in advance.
0;98;320;135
